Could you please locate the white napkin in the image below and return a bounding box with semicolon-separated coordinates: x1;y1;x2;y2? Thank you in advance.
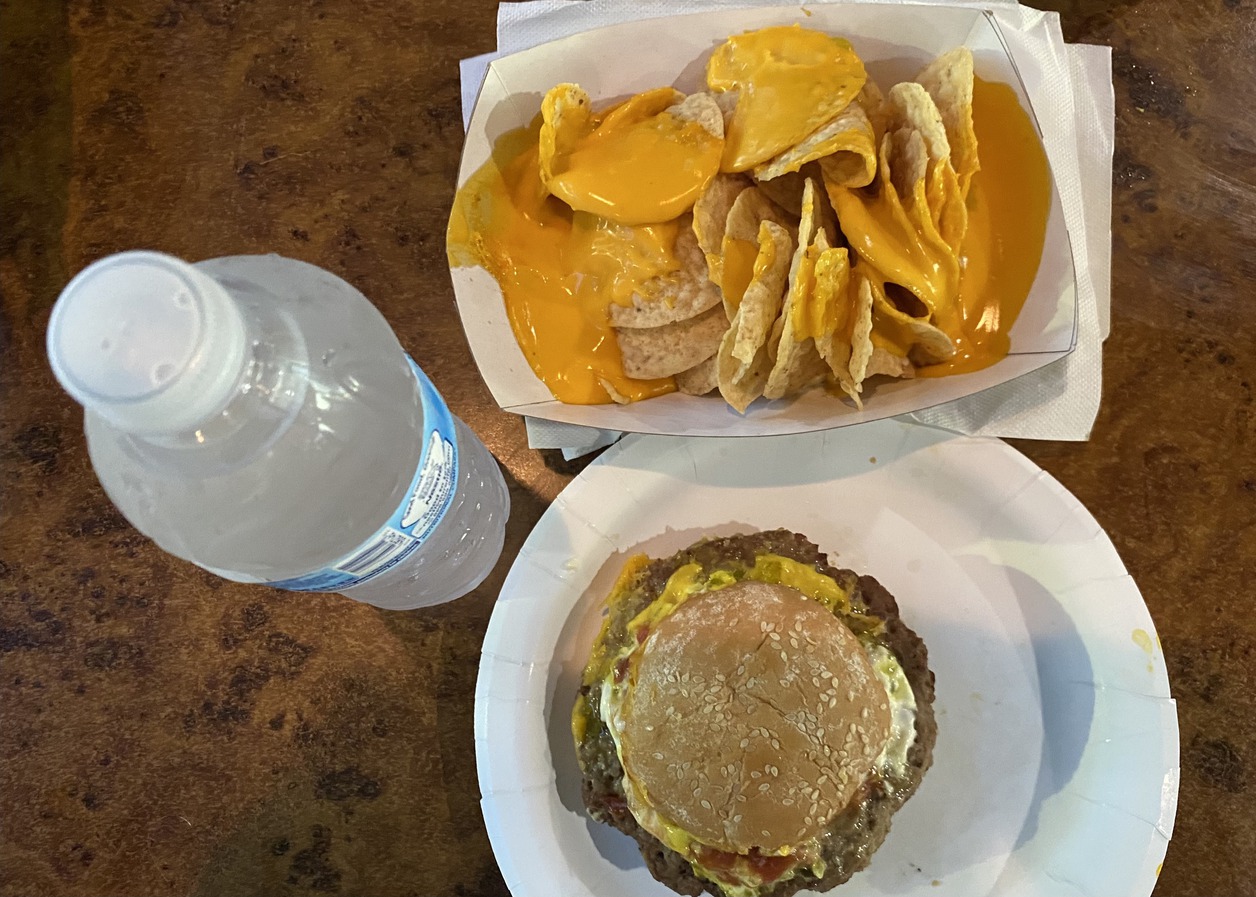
460;1;1114;457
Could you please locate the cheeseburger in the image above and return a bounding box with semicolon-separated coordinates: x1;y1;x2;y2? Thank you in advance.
572;530;936;897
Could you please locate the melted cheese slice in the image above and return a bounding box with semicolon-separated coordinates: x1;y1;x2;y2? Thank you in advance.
448;131;677;404
545;88;724;226
707;25;867;172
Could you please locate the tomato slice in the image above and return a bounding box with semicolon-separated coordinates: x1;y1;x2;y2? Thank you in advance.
694;845;798;885
613;655;631;683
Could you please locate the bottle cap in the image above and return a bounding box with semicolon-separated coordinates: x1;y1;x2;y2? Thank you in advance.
47;251;248;435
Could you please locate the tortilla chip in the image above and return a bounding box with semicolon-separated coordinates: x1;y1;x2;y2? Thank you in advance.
755;103;876;187
719;187;795;318
915;47;979;196
691;174;752;287
598;377;633;405
845;274;876;404
752;165;804;217
596;86;685;131
764;181;831;400
668;91;726;140
761;298;831;401
886;82;967;251
856;78;889;140
538;83;593;187
811;246;857;404
616;304;729;380
729;220;794;366
708;28;867;171
869;278;956;366
865;347;916;379
675;355;719;395
886;82;951;165
762;317;829;399
888;127;929;202
712;87;740;121
610;218;723;328
716;325;772;414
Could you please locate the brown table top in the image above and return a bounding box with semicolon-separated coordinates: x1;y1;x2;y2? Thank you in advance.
2;1;1253;895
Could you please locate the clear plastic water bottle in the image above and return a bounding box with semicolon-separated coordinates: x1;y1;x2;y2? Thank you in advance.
46;251;510;610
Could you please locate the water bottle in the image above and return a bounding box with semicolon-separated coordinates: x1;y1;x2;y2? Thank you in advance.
46;251;510;610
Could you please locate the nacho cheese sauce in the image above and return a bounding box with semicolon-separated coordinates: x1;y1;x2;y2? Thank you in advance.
546;88;724;226
829;77;1051;376
447;34;1052;405
706;25;867;172
447;118;680;404
923;77;1052;376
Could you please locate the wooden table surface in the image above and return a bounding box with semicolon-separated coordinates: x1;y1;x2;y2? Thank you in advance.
2;1;1253;895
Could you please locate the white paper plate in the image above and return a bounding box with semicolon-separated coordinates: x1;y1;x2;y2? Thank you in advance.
475;419;1178;897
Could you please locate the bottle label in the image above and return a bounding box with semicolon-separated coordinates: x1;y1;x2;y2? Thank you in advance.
268;356;458;592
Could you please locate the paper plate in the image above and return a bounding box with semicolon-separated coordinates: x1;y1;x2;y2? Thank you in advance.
474;419;1178;897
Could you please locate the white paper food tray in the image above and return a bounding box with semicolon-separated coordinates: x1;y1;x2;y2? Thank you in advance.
451;3;1079;436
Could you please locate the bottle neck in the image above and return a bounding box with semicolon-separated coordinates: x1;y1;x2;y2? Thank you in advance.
105;297;310;477
49;251;254;436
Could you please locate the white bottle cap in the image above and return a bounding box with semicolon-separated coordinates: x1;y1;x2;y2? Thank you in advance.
47;251;249;435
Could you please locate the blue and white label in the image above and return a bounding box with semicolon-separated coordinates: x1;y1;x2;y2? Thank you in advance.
269;356;458;592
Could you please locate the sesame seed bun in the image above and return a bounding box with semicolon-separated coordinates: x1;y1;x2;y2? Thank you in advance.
620;581;892;854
